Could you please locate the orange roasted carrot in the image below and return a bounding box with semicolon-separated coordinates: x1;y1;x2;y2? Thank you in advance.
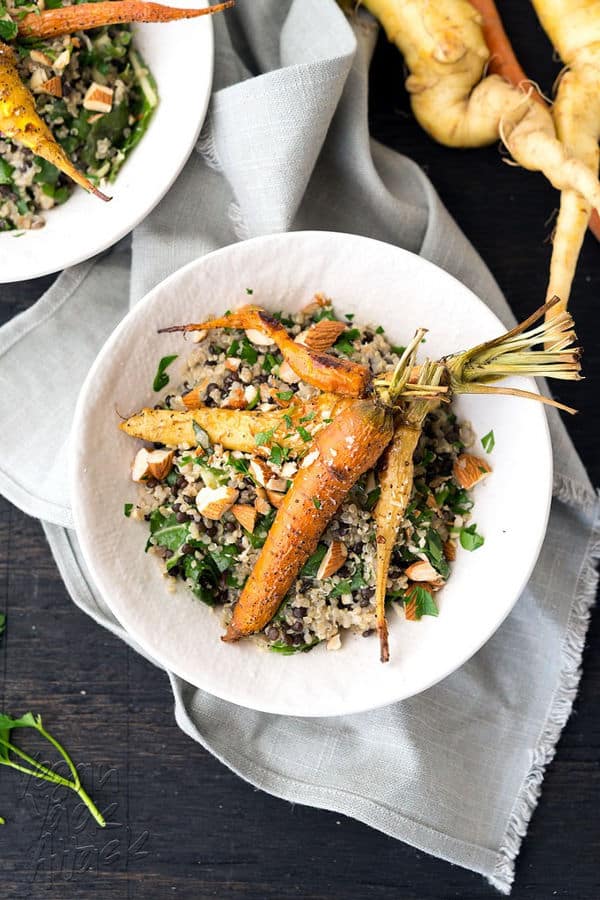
160;306;372;398
469;0;600;243
0;42;109;201
17;0;235;40
223;400;394;641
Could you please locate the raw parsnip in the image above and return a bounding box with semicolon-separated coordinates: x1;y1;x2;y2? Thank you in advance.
531;0;600;314
356;0;600;237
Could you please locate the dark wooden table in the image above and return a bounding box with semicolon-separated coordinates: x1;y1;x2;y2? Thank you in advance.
1;3;599;897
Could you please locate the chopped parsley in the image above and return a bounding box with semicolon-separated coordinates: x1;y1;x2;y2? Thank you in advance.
123;503;133;518
245;287;254;295
481;430;495;454
297;426;312;443
333;328;360;356
460;523;485;552
277;390;294;402
255;428;275;447
152;354;178;392
269;444;290;466
313;498;322;509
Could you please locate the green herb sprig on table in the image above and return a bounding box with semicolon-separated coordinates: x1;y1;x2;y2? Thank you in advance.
0;713;106;828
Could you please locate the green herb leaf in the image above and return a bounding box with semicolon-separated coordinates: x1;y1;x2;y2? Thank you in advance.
277;390;294;402
269;444;289;466
481;430;495;454
0;19;18;41
228;456;249;475
375;326;384;335
312;497;321;509
0;613;5;639
262;352;280;373
333;328;360;356
460;523;485;552
283;413;293;430
0;158;13;186
301;543;327;577
210;544;240;574
123;503;133;518
391;345;407;356
245;287;254;295
297;426;312;443
407;586;439;619
153;354;178;392
269;640;319;655
148;511;189;552
255;428;275;447
239;338;258;365
192;421;210;450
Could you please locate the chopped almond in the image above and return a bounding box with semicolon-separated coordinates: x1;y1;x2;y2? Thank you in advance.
278;360;300;384
225;357;241;372
39;76;62;98
249;458;271;487
30;50;53;67
83;82;114;114
301;293;330;315
326;633;341;651
221;385;246;410
245;327;274;347
405;560;444;586
316;541;347;579
190;330;207;343
30;68;49;92
266;488;285;508
266;476;288;493
244;385;259;407
53;48;71;73
182;387;202;409
443;539;456;562
131;448;174;482
298;319;346;352
254;486;271;516
196;486;238;520
453;453;492;489
232;504;257;533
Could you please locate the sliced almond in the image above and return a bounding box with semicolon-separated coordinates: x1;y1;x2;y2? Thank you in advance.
86;113;104;125
266;476;288;493
249;458;271;487
316;541;348;580
30;50;53;67
232;504;257;533
278;360;300;384
443;539;456;562
298;319;346;352
131;448;174;482
254;486;271;516
453;453;492;490
196;486;238;520
225;357;241;372
266;488;285;508
245;327;274;347
190;330;207;343
39;75;62;98
281;461;298;478
405;560;444;586
326;633;341;651
221;385;246;410
83;82;114;114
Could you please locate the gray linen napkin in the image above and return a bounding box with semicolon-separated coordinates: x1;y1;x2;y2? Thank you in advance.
0;2;598;893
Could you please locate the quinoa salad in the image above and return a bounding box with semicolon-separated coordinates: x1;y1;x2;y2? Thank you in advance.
124;298;489;656
0;0;157;231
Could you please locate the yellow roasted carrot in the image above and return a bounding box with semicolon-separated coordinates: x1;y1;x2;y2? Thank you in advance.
223;399;394;641
17;0;235;40
159;306;372;398
120;393;353;454
373;360;445;662
0;42;108;200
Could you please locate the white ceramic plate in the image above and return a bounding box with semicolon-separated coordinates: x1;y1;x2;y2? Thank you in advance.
1;0;214;283
71;232;553;717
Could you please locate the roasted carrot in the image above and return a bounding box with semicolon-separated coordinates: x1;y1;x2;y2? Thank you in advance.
0;42;109;200
17;1;235;40
222;400;394;641
373;358;445;662
120;392;353;454
159;306;372;398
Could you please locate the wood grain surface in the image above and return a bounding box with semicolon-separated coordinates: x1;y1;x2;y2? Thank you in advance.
1;2;599;897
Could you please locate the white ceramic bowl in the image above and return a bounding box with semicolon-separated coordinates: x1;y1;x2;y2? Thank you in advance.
1;0;214;283
70;232;552;717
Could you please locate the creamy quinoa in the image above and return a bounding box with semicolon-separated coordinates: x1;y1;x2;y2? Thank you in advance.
125;298;483;655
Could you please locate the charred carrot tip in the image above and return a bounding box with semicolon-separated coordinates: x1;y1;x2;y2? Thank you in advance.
91;186;111;202
222;624;242;643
